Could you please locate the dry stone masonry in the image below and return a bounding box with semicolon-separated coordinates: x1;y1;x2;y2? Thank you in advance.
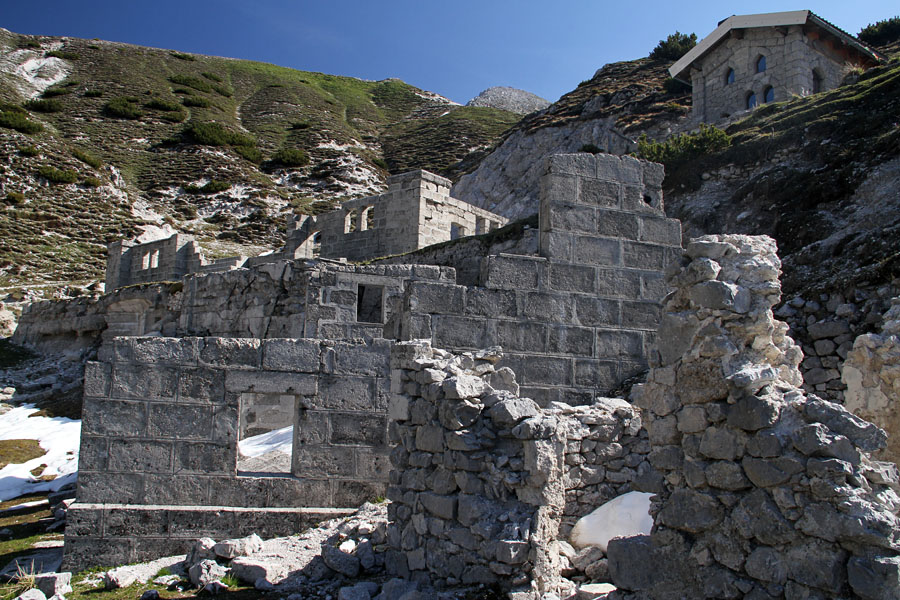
843;297;900;466
612;234;900;599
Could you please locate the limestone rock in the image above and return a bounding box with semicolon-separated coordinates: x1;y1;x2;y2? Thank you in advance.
189;559;227;587
213;533;263;559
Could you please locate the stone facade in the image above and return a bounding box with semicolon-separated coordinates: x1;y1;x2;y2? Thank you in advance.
397;154;681;404
64;335;391;570
670;11;883;124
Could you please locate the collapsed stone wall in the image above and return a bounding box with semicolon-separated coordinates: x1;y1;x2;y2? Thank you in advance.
386;340;649;597
65;335;391;571
611;234;900;599
843;297;900;465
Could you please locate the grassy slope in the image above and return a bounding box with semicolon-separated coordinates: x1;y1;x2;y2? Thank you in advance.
0;30;519;289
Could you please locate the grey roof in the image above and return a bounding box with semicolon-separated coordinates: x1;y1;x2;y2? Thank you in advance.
668;10;884;82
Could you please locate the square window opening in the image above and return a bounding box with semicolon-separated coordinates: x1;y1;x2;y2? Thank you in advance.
237;392;297;476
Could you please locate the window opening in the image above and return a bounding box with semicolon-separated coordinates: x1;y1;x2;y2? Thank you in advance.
756;55;767;73
763;86;775;104
237;392;297;475
725;68;735;85
345;208;358;233
311;231;322;257
812;69;823;94
746;92;758;109
364;206;375;231
476;217;487;235
450;223;467;240
149;249;159;269
357;284;384;323
141;252;150;270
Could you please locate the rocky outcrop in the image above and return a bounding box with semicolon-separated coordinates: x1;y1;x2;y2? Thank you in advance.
843;297;900;465
615;234;900;599
466;86;550;115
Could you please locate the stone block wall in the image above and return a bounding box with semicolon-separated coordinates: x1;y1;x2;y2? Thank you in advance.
386;340;648;597
398;154;681;405
106;234;228;290
690;25;855;124
610;234;900;599
310;170;507;262
64;335;392;570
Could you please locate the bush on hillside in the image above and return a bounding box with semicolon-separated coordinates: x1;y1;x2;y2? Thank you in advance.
168;75;213;93
45;50;79;60
663;77;691;94
183;122;255;147
650;31;697;61
24;99;63;113
145;98;182;112
5;192;25;206
105;97;143;119
859;17;900;47
184;180;231;194
0;106;43;134
201;72;223;82
18;145;40;157
635;124;731;171
233;145;262;163
182;96;211;108
170;52;195;61
72;148;102;169
38;166;79;184
42;87;72;98
273;148;310;167
81;176;102;188
83;89;103;98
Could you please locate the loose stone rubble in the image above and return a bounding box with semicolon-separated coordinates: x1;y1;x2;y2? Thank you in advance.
843;297;900;465
613;234;900;599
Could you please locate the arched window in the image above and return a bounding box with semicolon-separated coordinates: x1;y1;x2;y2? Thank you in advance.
756;55;767;73
812;69;823;94
311;231;321;257
725;67;735;85
746;92;758;109
345;208;358;233
763;86;775;104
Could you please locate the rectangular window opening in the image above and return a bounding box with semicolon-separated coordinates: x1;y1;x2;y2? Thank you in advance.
237;392;297;476
357;284;384;324
150;249;160;269
450;222;466;240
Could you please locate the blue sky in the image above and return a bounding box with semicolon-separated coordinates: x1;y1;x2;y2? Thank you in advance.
2;1;896;103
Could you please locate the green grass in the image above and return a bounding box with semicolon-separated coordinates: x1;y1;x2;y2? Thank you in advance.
0;108;43;134
169;51;195;61
0;440;44;469
145;98;182;112
23;99;63;113
182;96;211;108
17;146;39;157
4;192;25;206
168;74;213;93
72;148;102;169
182;121;255;147
37;166;79;184
83;89;103;98
272;147;309;167
201;72;223;82
82;176;103;188
41;87;72;98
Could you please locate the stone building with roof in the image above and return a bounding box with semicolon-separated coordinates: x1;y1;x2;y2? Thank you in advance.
669;10;883;124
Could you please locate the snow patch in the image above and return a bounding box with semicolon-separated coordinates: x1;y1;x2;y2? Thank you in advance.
0;48;72;99
135;224;177;244
0;404;81;502
238;426;293;458
569;491;654;551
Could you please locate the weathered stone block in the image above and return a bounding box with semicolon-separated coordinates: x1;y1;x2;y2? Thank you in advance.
331;413;387;446
596;268;642;299
77;472;144;504
544;202;598;234
174;442;234;474
432;315;490;349
548;325;595;355
293;446;356;477
132;337;198;365
199;337;261;368
177;368;225;404
109;440;173;473
597;210;639;239
406;282;466;315
521;291;576;323
481;255;542;290
261;339;321;372
148;404;212;439
574;236;620;266
549;263;596;293
495;320;547;352
84;361;111;398
224;370;317;395
574;359;617;388
640;217;682;246
541;173;578;209
540;230;575;262
622;241;666;270
313;375;382;411
621;301;661;329
81;399;147;437
596;329;643;358
575;296;620;326
111;364;178;400
548;153;598;178
333;480;385;507
464;288;517;317
580;179;620;208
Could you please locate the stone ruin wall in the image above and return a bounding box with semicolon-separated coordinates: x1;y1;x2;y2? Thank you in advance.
609;234;900;599
386;341;650;595
65;335;392;570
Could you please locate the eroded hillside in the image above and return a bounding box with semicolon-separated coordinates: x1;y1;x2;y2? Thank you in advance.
0;29;519;289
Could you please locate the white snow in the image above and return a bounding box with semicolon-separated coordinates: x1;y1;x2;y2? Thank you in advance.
0;48;72;99
0;404;81;502
238;425;293;458
569;491;654;551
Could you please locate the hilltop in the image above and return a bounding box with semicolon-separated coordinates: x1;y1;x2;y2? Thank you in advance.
0;29;519;289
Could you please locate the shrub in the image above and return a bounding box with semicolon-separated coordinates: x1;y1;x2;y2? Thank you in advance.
635;124;731;170
4;192;25;206
184;180;231;194
88;44;100;50
45;50;79;60
372;157;388;169
72;148;102;169
0;108;43;134
201;72;223;82
291;121;311;129
42;87;72;98
83;89;103;98
183;122;255;147
170;52;195;61
649;31;698;61
24;99;63;113
172;87;194;95
38;165;79;184
81;176;102;188
858;16;900;46
19;39;41;49
18;145;39;157
233;145;262;163
145;98;182;112
182;96;211;108
160;110;187;123
104;97;143;119
212;84;233;97
663;77;691;94
168;75;212;93
273;147;310;167
579;143;603;154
